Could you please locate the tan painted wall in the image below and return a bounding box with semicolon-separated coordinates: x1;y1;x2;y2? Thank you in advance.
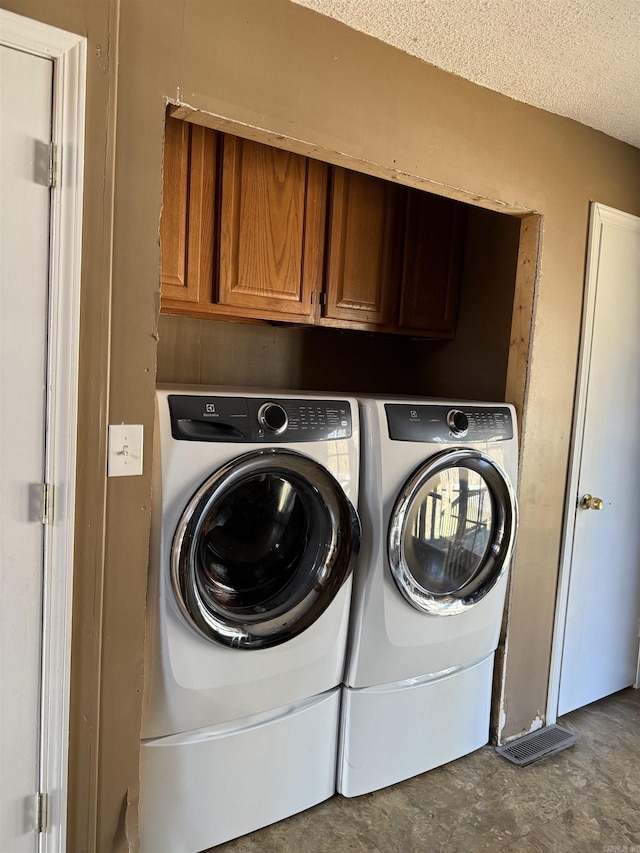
4;0;640;849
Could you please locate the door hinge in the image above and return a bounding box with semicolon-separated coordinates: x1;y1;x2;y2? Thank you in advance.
48;143;58;189
42;483;54;525
319;292;328;306
28;483;54;524
35;792;48;832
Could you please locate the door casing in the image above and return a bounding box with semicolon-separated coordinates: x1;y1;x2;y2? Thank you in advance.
547;202;640;723
0;10;86;851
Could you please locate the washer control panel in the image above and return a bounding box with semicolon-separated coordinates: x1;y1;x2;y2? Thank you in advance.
168;395;352;442
385;404;513;442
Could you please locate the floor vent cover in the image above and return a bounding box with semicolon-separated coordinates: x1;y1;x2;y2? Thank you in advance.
496;724;579;767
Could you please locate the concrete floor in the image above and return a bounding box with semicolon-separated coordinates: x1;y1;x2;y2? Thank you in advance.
210;687;640;852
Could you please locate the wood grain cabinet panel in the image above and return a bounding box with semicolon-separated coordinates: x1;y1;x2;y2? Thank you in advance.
217;136;326;322
322;167;402;328
159;116;465;338
399;190;466;337
160;118;217;309
160;116;189;296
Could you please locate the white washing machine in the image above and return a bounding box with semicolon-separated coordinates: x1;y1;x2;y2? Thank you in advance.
139;386;361;852
338;397;518;797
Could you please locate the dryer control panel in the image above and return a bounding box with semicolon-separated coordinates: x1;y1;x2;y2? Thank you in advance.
385;404;513;442
168;395;352;442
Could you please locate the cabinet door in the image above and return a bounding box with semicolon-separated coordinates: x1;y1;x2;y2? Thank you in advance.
399;191;465;336
160;117;217;307
323;167;402;328
217;136;326;322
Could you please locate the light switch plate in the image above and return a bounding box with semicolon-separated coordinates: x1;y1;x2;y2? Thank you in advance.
107;424;144;477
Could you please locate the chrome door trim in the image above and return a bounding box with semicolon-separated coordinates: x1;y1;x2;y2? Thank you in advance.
388;448;518;615
171;448;361;648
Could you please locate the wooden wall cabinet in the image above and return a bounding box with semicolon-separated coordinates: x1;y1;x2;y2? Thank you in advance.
160;118;217;308
320;168;465;337
321;167;403;329
399;190;465;337
216;136;327;323
160;120;326;323
160;116;465;338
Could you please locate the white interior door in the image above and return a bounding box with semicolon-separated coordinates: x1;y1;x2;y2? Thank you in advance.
0;44;53;852
556;204;640;717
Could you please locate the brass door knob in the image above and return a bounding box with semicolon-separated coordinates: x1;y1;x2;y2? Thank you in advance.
581;494;604;510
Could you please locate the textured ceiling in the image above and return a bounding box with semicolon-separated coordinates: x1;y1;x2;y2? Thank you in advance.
290;0;640;148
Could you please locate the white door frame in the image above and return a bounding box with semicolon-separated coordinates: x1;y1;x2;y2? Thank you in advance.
0;11;85;851
547;202;640;725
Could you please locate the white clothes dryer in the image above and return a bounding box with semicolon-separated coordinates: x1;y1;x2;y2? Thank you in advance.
140;386;361;852
338;397;518;797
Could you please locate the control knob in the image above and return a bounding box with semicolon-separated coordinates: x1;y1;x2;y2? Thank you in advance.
447;409;469;437
258;402;288;435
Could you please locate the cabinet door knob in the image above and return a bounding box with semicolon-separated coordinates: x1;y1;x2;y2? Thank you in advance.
581;493;604;510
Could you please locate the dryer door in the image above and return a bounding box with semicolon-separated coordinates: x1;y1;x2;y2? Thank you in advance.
388;448;517;615
172;448;360;648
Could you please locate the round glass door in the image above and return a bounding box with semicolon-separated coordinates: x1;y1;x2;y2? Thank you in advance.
388;449;517;615
172;448;360;648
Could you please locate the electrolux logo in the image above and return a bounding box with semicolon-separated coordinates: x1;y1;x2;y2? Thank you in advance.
204;403;216;417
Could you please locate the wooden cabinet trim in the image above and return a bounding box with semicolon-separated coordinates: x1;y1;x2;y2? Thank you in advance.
186;125;217;305
300;157;327;325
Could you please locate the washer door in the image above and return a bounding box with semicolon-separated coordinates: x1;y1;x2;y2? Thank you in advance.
388;448;517;615
172;448;361;648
